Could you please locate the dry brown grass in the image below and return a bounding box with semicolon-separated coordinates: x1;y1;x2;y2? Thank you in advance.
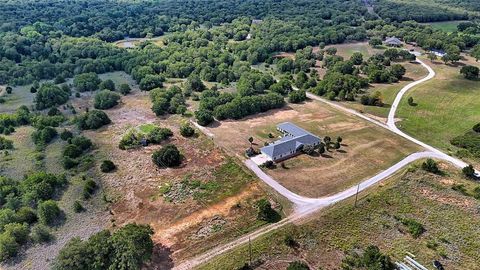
207;100;421;197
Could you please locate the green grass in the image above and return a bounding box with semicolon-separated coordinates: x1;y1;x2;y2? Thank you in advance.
397;61;480;158
138;123;157;133
0;84;35;114
426;20;468;33
198;165;480;270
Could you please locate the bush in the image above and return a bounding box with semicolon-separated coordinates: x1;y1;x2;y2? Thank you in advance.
16;207;37;224
62;156;79;169
73;201;84;213
0;233;19;261
94;90;121;109
119;83;131;95
32;126;57;146
460;65;479;80
63;144;82;159
70;136;93;151
37;200;61;226
287;261;309;270
152;144;182;168
400;218;425;238
54;75;66;84
180;123;195;137
60;129;73;141
83;180;97;199
462;165;476;178
342;245;395;270
195;109;214;126
4;223;29;245
139;74;164;91
77;110;111;130
256;199;280;223
0;209;17;232
421;158;440;174
288;90;307;103
35;83;70;110
147;127;173;143
100;160;116;173
473;123;480;133
30;224;53;243
0;136;13;150
73;72;101;92
99;79;116;91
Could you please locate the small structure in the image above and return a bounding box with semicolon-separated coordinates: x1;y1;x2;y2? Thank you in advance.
252;19;263;25
430;49;446;58
260;122;321;162
385;36;402;47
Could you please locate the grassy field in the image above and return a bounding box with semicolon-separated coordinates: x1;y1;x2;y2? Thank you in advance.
0;84;35;114
206;100;421;197
396;57;480;161
426;20;468;33
324;42;385;59
199;162;480;270
343;61;429;119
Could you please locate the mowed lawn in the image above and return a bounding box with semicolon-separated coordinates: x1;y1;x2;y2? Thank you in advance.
426;20;469;33
199;164;480;270
396;58;480;157
207;100;421;198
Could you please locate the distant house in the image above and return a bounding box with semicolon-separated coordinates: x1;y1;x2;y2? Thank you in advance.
252;19;263;25
260;122;321;162
430;49;446;58
385;36;402;47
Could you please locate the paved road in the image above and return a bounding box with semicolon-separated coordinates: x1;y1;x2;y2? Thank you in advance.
174;59;478;269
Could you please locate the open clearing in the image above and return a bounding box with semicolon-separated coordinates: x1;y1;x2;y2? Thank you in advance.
70;76;280;265
323;42;385;59
425;20;469;33
396;56;480;162
206;100;421;198
199;162;480;270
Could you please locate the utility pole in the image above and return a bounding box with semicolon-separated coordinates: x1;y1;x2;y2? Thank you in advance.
354;184;360;207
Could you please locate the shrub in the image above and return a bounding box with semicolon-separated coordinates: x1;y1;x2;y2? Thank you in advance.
195;109;214;126
54;75;66;84
16;207;37;224
37;200;61;226
462;165;476;178
460;65;479;80
421;158;440;174
77;110;111;130
119;83;131;95
63;144;82;158
0;233;19;261
60;129;73;141
288;90;307;103
4;223;29;245
83;180;97;199
94;90;121;109
62;156;79;169
473;123;480;133
73;201;84;213
70;136;93;151
100;160;116;173
180;123;195;137
30;224;53;243
0;136;13;150
287;261;309;270
152;144;182;168
147;127;173;143
400;218;425;238
256;198;280;223
0;209;17;232
32;126;57;146
73;72;101;92
99;79;116;91
139;74;164;91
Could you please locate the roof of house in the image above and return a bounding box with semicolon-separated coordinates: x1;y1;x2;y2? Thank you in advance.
385;36;402;45
260;122;320;159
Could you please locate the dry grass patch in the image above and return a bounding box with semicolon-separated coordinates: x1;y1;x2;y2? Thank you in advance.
207;100;421;197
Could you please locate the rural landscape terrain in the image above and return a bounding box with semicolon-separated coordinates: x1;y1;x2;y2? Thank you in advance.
0;0;479;270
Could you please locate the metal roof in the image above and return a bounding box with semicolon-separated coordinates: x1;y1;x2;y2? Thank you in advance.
385;36;402;45
260;122;320;159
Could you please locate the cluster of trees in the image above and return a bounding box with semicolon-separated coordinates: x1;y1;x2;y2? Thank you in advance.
372;1;471;22
119;126;173;150
460;65;479;80
0;106;31;135
152;144;182;168
35;83;71;110
451;122;480;158
361;52;408;83
150;86;187;116
53;223;154;270
0;172;66;261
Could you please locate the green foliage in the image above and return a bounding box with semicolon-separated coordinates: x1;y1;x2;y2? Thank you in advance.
184;75;206;92
213;93;285;120
83;180;98;199
451;128;480;158
256;199;281;223
180;123;195;137
77;110;111;130
0;136;13;150
119;83;131;95
35;83;70;110
4;223;29;245
73;201;84;213
195;109;214;126
63;144;83;159
0;232;19;261
20;172;66;206
150;86;186;116
152;144;182;168
460;65;479;80
100;160;116;173
399;217;425;238
53;223;153;270
37;200;61;226
73;73;101;92
421;158;440;174
288;90;307;103
16;207;37;225
287;261;309;270
30;224;53;243
360;91;383;107
99;79;116;91
139;74;165;91
462;165;476;178
341;245;395;270
119;126;172;150
31;126;57;146
369;37;382;47
60;129;73;141
94;90;121;109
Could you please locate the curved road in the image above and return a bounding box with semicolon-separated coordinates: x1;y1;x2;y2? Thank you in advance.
173;58;478;270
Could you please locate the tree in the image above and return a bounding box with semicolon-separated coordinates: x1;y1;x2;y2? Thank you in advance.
30;224;53;243
99;79;115;91
109;224;154;270
38;200;61;226
471;44;480;62
180;123;195;137
73;73;101;92
369;37;382;48
288;90;307;103
341;245;395;270
77;110;111;130
422;158;440;174
473;123;480;133
325;47;337;55
0;136;13;150
139;74;164;91
119;83;131;95
100;160;116;173
185;75;206;92
60;129;73;141
256;199;280;223
350;52;363;65
462;165;476;178
4;223;29;245
35;83;70;110
287;261;309;270
427;52;437;61
152;144;182;168
5;86;12;94
460;65;479;80
0;233;19;261
334;141;341;149
94;90;121;109
390;64;406;79
408;96;415;106
195;109;214;126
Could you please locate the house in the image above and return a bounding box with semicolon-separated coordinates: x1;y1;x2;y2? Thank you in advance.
430;49;446;58
260;122;321;162
385;36;402;47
